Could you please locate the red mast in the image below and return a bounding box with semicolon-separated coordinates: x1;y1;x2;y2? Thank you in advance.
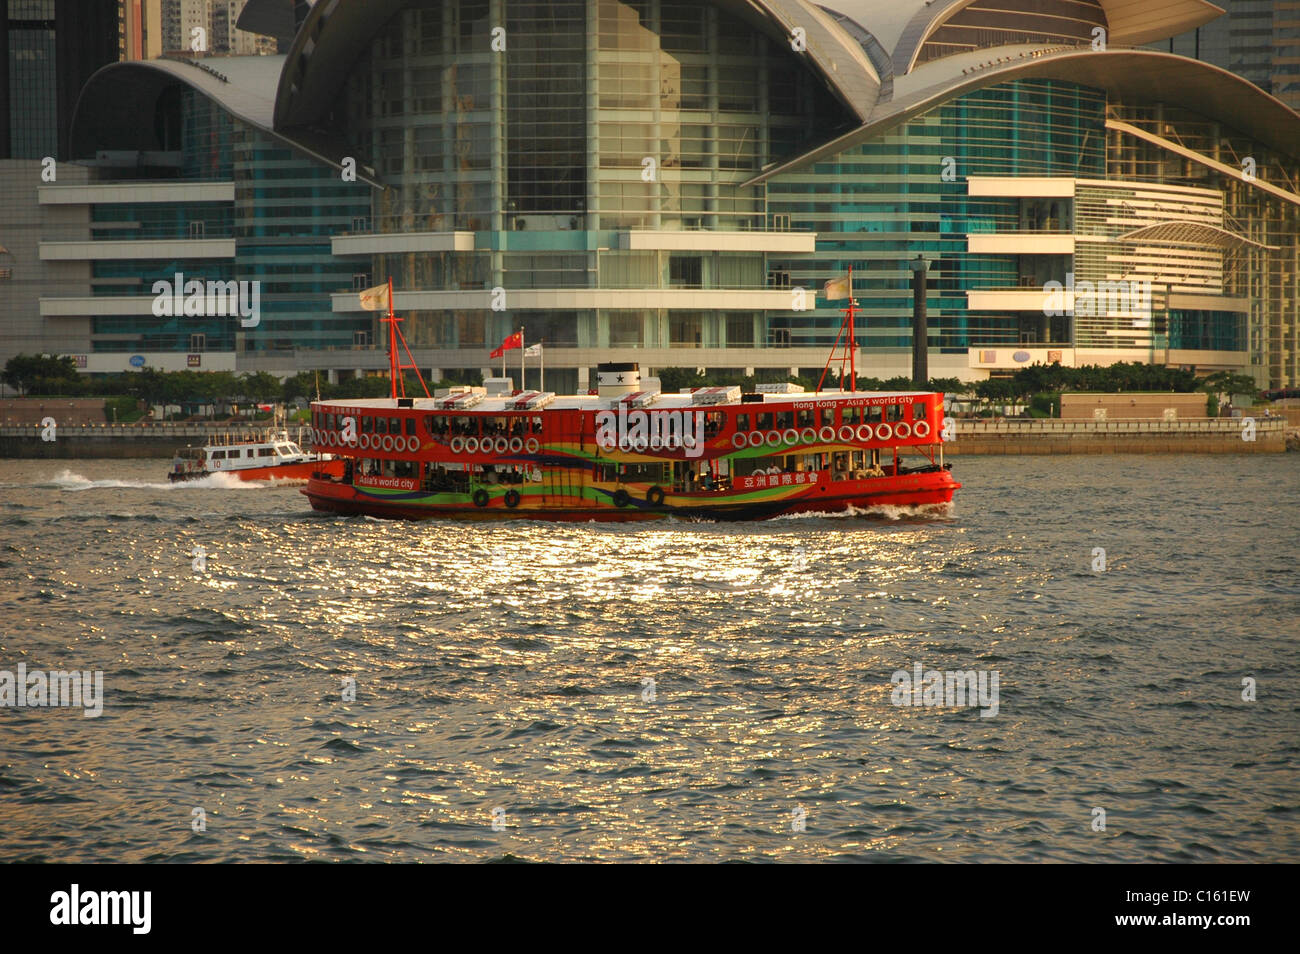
380;276;432;400
816;265;857;393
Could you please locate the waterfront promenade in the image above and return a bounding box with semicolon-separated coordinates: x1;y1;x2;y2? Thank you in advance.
0;418;1289;458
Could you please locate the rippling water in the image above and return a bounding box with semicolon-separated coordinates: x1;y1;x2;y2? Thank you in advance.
0;455;1296;862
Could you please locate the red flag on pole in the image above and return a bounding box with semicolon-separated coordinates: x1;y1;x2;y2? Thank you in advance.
490;331;523;359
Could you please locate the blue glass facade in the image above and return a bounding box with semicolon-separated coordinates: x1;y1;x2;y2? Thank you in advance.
768;79;1106;351
86;87;372;355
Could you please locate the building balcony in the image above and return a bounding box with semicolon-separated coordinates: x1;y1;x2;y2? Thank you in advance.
39;239;236;261
331;287;805;312
41;296;159;317
966;288;1069;312
37;181;234;204
330;231;476;256
966;177;1076;198
966;232;1074;255
619;230;817;253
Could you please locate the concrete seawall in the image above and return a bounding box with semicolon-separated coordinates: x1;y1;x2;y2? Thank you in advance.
946;419;1289;454
0;419;1290;458
0;424;318;459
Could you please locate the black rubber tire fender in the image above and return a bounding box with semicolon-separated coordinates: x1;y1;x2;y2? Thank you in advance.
504;489;521;508
646;485;666;507
472;489;490;508
612;488;631;508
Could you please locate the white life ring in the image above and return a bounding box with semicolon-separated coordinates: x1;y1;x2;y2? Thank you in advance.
379;434;392;452
856;424;874;442
782;428;799;445
749;431;765;448
525;438;540;454
509;437;523;453
466;437;479;453
876;423;893;441
801;428;816;444
495;437;509;454
894;422;912;439
913;420;931;438
765;431;782;448
818;426;835;443
450;436;464;453
732;432;748;449
838;425;855;442
358;433;371;450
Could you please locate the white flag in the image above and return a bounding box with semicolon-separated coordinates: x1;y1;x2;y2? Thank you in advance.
358;283;390;311
524;343;542;357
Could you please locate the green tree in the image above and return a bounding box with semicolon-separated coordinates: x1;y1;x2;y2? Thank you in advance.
2;354;81;396
240;371;282;404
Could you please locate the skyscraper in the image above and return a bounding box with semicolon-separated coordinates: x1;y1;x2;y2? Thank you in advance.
1154;1;1300;110
119;0;162;61
0;0;118;160
1273;0;1300;109
161;0;207;54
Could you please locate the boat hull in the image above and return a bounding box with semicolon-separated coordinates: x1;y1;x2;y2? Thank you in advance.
170;459;343;483
300;469;960;522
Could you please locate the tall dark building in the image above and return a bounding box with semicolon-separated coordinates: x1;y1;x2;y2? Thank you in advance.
1;0;119;160
1153;1;1300;109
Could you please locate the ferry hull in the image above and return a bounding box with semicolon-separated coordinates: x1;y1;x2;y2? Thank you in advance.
300;469;960;522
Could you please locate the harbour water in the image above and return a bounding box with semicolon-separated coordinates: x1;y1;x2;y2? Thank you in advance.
0;455;1296;862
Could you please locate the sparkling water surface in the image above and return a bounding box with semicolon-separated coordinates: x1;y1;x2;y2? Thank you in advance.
0;455;1296;862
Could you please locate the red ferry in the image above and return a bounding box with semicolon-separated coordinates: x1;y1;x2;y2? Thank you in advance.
300;363;959;522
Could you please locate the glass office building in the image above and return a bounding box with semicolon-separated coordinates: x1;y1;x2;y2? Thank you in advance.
5;0;1298;387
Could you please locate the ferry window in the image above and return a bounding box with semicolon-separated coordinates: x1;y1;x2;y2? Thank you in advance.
259;447;275;457
375;417;388;435
705;412;724;437
843;406;860;425
531;416;543;434
326;413;335;431
820;407;835;428
757;411;774;430
390;417;401;435
210;450;224;460
866;406;883;423
886;404;904;423
453;416;475;436
735;413;750;432
362;416;373;434
405;418;416;436
912;402;927;421
796;409;814;428
775;410;794;430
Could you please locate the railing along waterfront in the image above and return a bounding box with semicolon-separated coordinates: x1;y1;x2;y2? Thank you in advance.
955;418;1284;435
